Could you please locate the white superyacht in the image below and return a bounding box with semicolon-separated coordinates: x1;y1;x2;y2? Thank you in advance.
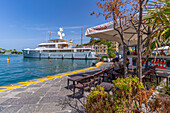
22;28;96;60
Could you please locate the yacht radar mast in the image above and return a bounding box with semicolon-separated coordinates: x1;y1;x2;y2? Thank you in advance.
48;31;51;43
58;28;65;39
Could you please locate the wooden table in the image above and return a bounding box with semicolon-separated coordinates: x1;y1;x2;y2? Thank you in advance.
156;74;170;86
99;82;114;92
67;76;83;89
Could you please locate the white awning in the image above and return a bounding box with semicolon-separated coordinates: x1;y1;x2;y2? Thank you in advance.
154;46;169;51
85;21;147;45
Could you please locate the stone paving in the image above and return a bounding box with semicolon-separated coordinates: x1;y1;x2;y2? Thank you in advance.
0;62;112;113
0;62;169;113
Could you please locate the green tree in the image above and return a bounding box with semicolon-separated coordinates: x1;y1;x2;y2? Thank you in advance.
107;42;115;57
144;0;170;54
12;49;18;54
1;48;6;52
91;0;169;81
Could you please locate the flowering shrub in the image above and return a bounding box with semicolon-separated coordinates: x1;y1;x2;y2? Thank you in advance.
85;76;168;113
157;85;170;112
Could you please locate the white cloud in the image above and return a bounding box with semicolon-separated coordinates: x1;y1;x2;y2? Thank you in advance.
25;27;53;31
24;25;88;31
63;26;86;29
70;30;78;34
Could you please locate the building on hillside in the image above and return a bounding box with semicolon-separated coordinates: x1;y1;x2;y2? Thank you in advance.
95;44;108;55
95;42;119;55
4;51;11;55
114;42;119;53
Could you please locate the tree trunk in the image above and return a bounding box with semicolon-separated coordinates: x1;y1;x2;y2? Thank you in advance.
114;27;128;77
145;59;148;71
145;20;151;71
144;40;149;71
137;0;143;82
137;36;142;82
123;43;128;77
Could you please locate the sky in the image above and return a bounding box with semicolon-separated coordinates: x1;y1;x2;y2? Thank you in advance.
0;0;106;51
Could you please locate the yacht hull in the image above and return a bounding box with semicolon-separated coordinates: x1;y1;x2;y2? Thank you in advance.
22;50;97;60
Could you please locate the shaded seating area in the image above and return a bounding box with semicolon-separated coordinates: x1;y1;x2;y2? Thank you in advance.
67;65;138;96
67;66;120;96
131;65;170;87
67;62;169;97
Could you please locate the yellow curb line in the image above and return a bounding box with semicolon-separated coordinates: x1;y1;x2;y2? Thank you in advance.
0;62;103;92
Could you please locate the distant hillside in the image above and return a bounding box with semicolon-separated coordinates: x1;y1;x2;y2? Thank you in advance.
0;48;22;54
76;38;113;47
76;38;116;57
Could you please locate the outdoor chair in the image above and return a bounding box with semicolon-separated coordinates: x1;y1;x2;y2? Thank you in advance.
156;74;170;86
115;68;124;78
99;82;114;93
142;67;161;87
142;70;152;83
102;68;114;82
101;71;108;81
86;70;104;87
73;76;93;96
92;71;105;86
149;65;157;74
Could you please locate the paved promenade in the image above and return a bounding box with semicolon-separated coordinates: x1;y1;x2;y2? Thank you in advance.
0;62;112;113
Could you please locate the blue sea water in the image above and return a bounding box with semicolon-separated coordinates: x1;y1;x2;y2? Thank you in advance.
0;55;97;86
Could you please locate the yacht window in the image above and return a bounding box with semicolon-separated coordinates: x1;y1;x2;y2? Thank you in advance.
43;50;58;52
84;49;90;52
77;49;83;52
58;44;68;49
59;50;73;52
39;45;55;48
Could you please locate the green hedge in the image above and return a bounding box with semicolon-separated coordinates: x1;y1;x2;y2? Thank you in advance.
101;55;109;60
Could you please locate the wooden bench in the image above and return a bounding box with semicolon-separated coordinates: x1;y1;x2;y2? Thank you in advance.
73;70;105;95
74;76;93;95
156;74;170;86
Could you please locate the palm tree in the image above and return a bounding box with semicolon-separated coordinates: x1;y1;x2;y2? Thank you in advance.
142;0;170;69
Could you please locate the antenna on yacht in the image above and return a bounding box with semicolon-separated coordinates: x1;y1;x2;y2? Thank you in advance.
49;31;51;42
58;28;65;39
81;27;83;46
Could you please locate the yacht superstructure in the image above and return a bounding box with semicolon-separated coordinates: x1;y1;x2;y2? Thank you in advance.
22;28;96;60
